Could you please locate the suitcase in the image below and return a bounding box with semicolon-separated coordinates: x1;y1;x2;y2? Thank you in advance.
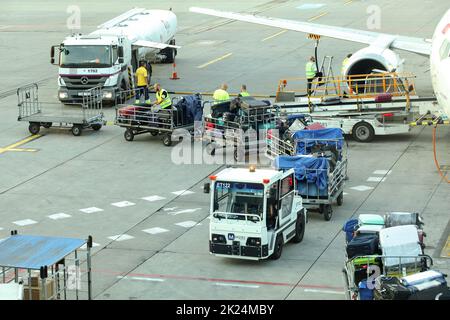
384;212;423;228
346;233;379;259
375;93;393;103
358;214;385;226
401;271;448;300
343;219;359;243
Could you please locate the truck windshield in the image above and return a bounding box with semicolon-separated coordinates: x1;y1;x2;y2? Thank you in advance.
213;181;264;221
60;45;112;68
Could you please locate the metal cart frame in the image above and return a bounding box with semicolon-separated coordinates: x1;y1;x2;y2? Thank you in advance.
203;100;278;162
17;83;105;136
342;254;434;300
115;91;199;146
0;231;93;300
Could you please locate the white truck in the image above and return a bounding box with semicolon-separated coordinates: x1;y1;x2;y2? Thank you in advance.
204;166;307;260
50;8;180;104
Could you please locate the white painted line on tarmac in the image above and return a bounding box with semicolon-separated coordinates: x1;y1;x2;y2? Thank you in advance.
80;242;100;250
367;177;386;182
215;282;260;289
175;221;198;228
261;30;287;42
172;190;195;196
169;208;202;216
108;234;135;242
13;219;37;226
118;276;165;282
142;227;169;235
142;195;166;202
80;207;104;214
111;201;136;208
48;213;72;220
163;207;178;212
350;186;374;192
304;288;345;295
373;170;392;175
297;4;326;10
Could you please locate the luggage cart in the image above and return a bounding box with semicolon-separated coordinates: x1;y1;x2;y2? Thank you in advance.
17;83;104;136
115;90;203;146
203;98;277;161
0;231;93;300
342;254;434;300
273;128;347;221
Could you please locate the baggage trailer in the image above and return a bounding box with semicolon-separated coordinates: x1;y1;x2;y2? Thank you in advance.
271;128;347;221
203;166;306;260
17;83;104;136
274;72;440;142
203;97;277;161
115;92;203;146
0;232;93;300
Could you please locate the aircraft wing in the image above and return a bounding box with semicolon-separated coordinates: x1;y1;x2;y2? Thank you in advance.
189;7;431;56
132;40;180;50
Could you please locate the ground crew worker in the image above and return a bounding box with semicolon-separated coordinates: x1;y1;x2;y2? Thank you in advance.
213;83;230;104
135;61;149;104
238;84;250;97
341;53;352;75
305;56;317;95
153;83;172;110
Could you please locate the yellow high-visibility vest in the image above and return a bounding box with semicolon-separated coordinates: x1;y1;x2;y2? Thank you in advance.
240;91;250;97
305;61;317;79
156;89;172;109
213;89;230;104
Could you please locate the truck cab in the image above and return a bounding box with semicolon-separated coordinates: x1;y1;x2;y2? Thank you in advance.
52;35;131;104
205;166;306;260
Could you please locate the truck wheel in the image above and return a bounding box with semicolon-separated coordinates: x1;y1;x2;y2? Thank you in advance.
163;133;172;146
71;125;82;136
234;148;245;162
28;122;40;135
270;234;283;260
42;122;52;129
352;122;374;143
337;192;344;206
292;212;305;243
124;129;134;141
206;143;216;156
91;124;102;131
324;205;333;221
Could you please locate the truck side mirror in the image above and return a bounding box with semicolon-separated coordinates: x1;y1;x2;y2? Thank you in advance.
203;183;210;194
118;46;124;64
50;46;58;65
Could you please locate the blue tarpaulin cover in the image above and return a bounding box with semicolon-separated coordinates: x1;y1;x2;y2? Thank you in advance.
0;235;86;270
275;156;329;192
292;128;344;155
176;94;203;122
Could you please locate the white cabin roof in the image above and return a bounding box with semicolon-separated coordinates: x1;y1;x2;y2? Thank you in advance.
215;167;285;184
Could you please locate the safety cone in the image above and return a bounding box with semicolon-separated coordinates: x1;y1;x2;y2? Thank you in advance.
170;63;180;80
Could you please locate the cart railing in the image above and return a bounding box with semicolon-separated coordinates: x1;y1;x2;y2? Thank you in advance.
266;130;295;158
81;86;103;122
17;83;40;119
212;211;262;223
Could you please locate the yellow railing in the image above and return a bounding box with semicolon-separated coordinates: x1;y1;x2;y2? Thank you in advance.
275;72;417;103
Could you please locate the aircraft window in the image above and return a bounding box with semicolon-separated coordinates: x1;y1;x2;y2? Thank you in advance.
440;39;450;60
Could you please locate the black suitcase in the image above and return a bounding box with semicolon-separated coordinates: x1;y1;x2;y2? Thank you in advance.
346;234;379;259
375;277;411;300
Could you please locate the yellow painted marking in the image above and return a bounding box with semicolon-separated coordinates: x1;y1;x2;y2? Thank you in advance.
197;53;233;69
0;135;41;155
441;236;450;258
308;12;329;22
6;148;37;152
106;121;114;126
262;30;288;42
344;0;353;6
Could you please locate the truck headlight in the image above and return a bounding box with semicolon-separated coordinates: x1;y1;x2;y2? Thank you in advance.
246;237;262;247
102;91;114;99
211;234;226;244
59;92;68;99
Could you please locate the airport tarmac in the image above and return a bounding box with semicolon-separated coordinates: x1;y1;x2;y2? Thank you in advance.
0;0;449;300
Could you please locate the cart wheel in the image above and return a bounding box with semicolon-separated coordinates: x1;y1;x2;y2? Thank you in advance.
72;125;83;136
292;212;305;243
28;122;40;135
270;234;283;260
337;192;344;206
150;130;159;136
318;204;324;214
124;129;134;142
324;205;333;221
91;124;102;131
42;122;52;129
162;133;172;146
